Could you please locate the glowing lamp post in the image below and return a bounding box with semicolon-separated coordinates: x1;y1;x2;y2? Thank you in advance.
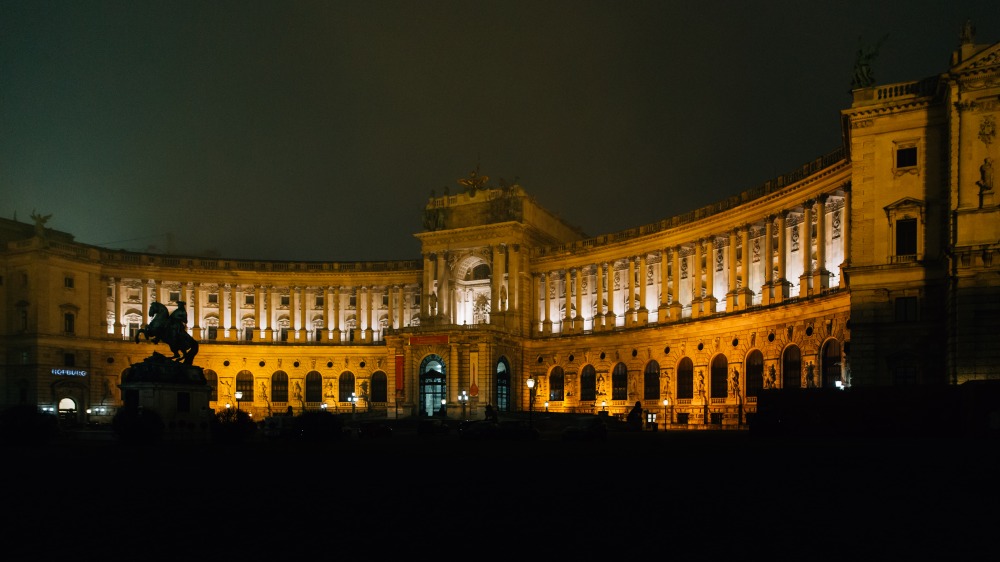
235;390;243;413
350;392;357;418
663;398;670;429
526;376;536;428
458;390;468;420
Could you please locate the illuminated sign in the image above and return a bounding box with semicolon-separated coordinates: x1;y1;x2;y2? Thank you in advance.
51;368;88;377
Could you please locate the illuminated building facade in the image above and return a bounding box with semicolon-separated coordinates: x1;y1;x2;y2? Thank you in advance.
2;34;998;428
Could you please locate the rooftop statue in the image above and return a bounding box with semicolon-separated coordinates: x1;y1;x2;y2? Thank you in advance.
851;34;888;89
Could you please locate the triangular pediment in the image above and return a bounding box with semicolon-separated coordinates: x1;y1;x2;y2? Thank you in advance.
951;41;1000;74
884;197;924;211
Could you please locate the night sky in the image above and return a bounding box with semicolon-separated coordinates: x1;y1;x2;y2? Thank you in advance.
3;1;997;261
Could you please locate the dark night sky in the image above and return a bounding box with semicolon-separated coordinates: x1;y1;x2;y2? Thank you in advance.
2;1;997;261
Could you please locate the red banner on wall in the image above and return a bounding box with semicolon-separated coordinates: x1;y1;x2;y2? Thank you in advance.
395;355;404;391
408;335;449;345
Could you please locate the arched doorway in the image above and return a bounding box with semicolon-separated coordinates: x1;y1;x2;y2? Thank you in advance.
782;345;801;389
419;355;447;417
495;358;511;413
58;397;77;425
821;340;842;388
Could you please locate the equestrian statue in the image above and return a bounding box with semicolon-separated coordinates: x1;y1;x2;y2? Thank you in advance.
134;301;199;365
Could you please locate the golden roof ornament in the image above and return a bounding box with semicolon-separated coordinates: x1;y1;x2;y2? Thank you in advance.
458;165;489;195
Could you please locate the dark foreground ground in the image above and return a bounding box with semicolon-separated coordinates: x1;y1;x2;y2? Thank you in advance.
4;425;998;559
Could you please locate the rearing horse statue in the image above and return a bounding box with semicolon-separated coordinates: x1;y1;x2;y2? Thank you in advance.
134;301;199;365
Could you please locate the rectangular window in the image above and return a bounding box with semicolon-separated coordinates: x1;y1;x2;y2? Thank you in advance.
107;286;113;297
315;295;324;307
349;295;357;308
128;322;139;339
207;326;218;340
896;146;917;168
896;218;917;256
169;291;180;303
281;295;290;307
245;327;254;341
382;294;390;307
245;294;255;306
64;353;75;367
895;296;919;322
280;328;289;342
64;276;74;288
64;312;75;333
208;293;219;305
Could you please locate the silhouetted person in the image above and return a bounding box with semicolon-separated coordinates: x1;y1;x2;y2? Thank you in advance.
627;400;643;431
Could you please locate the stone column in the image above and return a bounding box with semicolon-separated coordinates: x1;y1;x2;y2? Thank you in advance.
727;229;738;310
191;282;201;339
669;247;682;320
387;285;395;332
333;287;342;342
800;201;813;297
561;270;572;331
741;224;753;305
508;244;519;312
637;254;648;324
229;284;238;340
762;216;774;305
606;261;616;328
398;285;406;329
625;257;636;326
692;242;703;319
114;278;124;337
365;286;374;341
421;253;433;318
812;195;831;291
658;250;669;319
258;285;268;340
437;253;448;319
574;267;583;331
704;238;717;314
491;246;501;315
840;185;851;288
595;263;605;331
543;272;552;335
776;211;790;301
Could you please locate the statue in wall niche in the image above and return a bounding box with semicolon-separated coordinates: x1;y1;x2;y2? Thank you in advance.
977;157;994;193
765;365;777;389
806;362;816;388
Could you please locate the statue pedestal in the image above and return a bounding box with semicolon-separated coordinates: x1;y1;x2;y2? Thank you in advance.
120;352;212;441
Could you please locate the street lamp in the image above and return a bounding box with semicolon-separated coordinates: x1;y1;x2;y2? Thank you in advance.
441;398;447;418
235;390;243;413
601;400;607;412
526;376;536;428
663;398;670;429
350;392;357;418
544;401;549;413
458;390;468;420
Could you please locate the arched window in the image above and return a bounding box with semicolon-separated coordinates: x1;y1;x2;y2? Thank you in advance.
643;361;660;400
677;358;694;399
305;371;322;402
710;355;729;399
549;366;564;401
339;371;356;402
745;350;764;398
371;371;388;402
271;371;289;402
204;369;218;402
496;357;511;412
580;365;596;401
782;345;801;389
821;340;842;388
611;363;628;400
236;370;254;402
